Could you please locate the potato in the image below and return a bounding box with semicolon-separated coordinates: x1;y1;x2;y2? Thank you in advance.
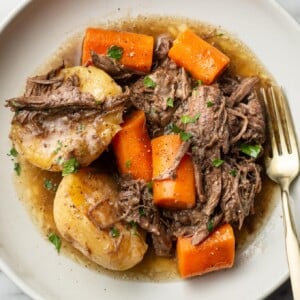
53;168;148;271
10;66;123;171
59;66;122;103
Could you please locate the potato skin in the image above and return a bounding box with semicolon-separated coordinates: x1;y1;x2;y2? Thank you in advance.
53;168;148;271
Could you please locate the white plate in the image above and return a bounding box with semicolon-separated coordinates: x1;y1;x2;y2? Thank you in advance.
0;1;300;299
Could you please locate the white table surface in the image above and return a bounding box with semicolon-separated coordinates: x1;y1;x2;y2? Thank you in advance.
0;1;300;299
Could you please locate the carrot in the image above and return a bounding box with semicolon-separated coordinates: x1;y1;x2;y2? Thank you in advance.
82;27;154;73
151;134;195;209
168;29;230;84
112;110;152;181
177;223;235;278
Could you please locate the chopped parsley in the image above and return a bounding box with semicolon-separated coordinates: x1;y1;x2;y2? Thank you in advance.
167;97;174;108
128;221;138;232
139;207;146;216
170;123;181;134
212;158;224;168
48;233;61;253
239;144;261;158
207;219;214;233
168;123;193;141
206;101;215;107
125;160;131;169
53;140;63;154
110;227;120;238
44;179;57;191
107;45;123;60
229;169;237;177
180;131;193;141
62;158;79;176
14;162;21;176
180;113;201;124
147;181;153;192
8;147;18;157
128;221;139;236
143;76;156;88
197;79;203;86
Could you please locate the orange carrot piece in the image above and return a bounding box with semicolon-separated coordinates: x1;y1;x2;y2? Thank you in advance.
82;27;154;73
177;223;235;278
112;110;152;182
151;134;195;209
168;29;230;84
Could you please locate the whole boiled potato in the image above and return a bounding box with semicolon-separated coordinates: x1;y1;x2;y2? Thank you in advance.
53;168;148;271
10;66;123;172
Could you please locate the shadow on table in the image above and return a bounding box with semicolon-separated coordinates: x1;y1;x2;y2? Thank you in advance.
265;279;292;300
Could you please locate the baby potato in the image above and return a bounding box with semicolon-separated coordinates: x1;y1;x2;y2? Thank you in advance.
53;168;148;271
59;66;122;103
10;66;123;171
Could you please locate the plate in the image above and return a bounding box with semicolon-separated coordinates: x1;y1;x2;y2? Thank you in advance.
0;1;300;299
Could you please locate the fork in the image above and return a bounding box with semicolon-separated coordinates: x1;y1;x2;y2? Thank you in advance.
260;86;300;299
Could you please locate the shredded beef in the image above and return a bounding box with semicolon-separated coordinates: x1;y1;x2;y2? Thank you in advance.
130;58;192;131
114;72;265;254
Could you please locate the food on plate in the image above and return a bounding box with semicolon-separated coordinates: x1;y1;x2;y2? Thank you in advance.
168;29;230;84
6;17;270;278
82;27;154;72
53;168;148;270
7;65;125;171
112;110;153;181
177;223;235;278
151;134;196;209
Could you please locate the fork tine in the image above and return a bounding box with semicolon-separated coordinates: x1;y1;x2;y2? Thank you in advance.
269;86;289;155
260;87;278;157
278;87;299;156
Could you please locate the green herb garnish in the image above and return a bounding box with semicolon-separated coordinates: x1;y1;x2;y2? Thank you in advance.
167;97;174;108
44;179;57;191
125;160;131;169
44;179;53;191
107;45;123;60
181;113;201;124
170;123;181;133
207;219;214;233
48;233;61;253
180;131;193;141
8;147;18;157
206;101;215;107
212;158;224;168
168;123;193;141
143;76;156;88
14;162;21;176
147;181;153;192
197;79;203;86
139;207;146;216
110;227;120;238
229;169;237;177
62;158;79;176
53;140;63;154
239;144;261;158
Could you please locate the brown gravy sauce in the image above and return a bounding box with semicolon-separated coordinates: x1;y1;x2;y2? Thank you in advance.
13;16;276;281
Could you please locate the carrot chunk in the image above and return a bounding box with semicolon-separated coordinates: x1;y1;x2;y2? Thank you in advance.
177;223;235;278
82;27;154;73
112;110;152;181
168;29;230;84
151;134;195;209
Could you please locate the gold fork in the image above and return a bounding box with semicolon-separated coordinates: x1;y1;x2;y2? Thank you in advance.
260;86;300;299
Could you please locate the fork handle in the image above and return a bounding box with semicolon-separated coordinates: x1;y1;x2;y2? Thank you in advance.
282;188;300;300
